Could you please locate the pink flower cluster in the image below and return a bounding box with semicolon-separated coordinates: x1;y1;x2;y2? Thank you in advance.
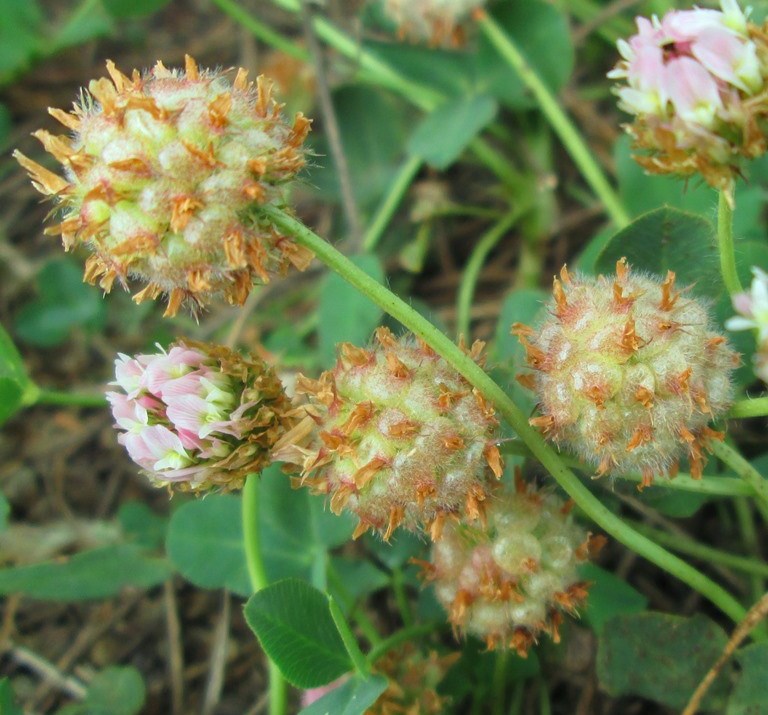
107;342;279;490
727;267;768;382
609;0;765;173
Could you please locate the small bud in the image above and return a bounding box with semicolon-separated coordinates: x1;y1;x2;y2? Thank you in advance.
108;340;295;491
295;328;502;540
517;260;737;485
424;483;599;656
609;1;768;197
381;0;487;47
15;57;313;316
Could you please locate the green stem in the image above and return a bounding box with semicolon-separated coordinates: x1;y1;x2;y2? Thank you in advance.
492;651;508;715
391;568;414;627
717;190;743;296
328;596;371;677
365;622;439;664
456;208;522;338
630;520;768;578
733;498;765;607
35;388;106;408
242;475;287;715
212;0;308;60
502;440;753;496
710;440;768;521
326;564;382;646
730;397;768;419
363;156;422;252
476;13;631;229
262;205;747;624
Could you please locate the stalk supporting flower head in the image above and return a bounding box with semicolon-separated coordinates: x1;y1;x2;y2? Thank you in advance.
292;327;503;541
108;340;296;491
515;260;738;487
381;0;487;46
422;478;602;656
609;0;768;198
15;56;313;316
727;266;768;382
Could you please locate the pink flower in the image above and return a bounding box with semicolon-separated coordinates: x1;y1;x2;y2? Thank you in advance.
107;340;294;492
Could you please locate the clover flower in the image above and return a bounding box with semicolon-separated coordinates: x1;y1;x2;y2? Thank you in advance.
15;56;313;316
727;266;768;382
381;0;487;46
609;0;768;196
108;340;295;491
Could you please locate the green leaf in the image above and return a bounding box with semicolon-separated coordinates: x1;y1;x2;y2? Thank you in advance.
118;501;167;550
0;321;33;426
103;0;171;18
51;0;114;51
329;557;389;606
0;493;9;533
578;563;647;632
0;545;170;600
407;94;497;169
318;255;385;367
299;674;388;715
597;612;730;709
728;643;768;715
81;667;146;715
15;259;106;347
259;466;355;583
595;207;721;301
0;103;11;149
0;678;23;715
165;494;250;596
244;578;352;688
477;0;574;108
0;0;43;86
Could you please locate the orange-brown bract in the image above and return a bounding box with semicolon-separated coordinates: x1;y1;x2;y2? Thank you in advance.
516;260;738;487
15;56;312;317
423;479;602;655
293;327;503;541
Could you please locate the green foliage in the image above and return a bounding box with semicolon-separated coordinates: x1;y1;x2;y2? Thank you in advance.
0;493;9;533
102;0;170;18
15;259;106;348
407;94;498;169
117;501;168;550
0;0;44;85
0;322;35;426
58;667;146;715
578;563;647;632
0;678;22;715
165;495;251;596
595;207;721;301
244;578;353;688
298;674;388;715
318;255;385;367
0;544;170;600
597;612;730;709
259;466;355;583
728;643;768;715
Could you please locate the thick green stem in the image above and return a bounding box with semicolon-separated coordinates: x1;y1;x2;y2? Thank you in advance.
476;13;630;229
242;475;287;715
263;206;747;623
730;397;768;419
456;208;522;338
35;388;106;408
710;441;768;521
363;156;422;252
328;596;371;677
717;190;743;296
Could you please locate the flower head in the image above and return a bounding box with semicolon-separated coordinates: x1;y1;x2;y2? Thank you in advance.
515;261;738;487
727;266;768;382
292;327;503;541
382;0;487;46
609;1;768;196
15;56;313;316
422;479;603;655
108;340;296;491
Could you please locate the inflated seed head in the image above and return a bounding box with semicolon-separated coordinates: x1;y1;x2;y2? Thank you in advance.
382;0;487;46
107;339;297;492
516;260;738;487
423;479;601;656
15;56;313;316
294;327;503;541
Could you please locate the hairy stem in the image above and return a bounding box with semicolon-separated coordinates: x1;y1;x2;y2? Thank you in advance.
263;206;747;623
35;388;106;408
710;440;768;522
730;397;768;419
717;190;743;296
476;12;631;229
242;475;287;715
